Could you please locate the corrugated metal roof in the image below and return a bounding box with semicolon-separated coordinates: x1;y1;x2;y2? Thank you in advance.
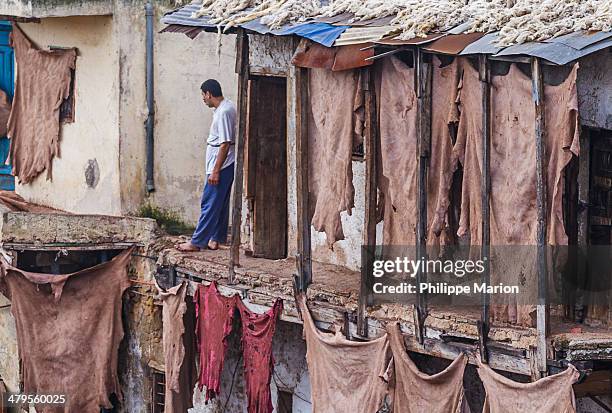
374;33;445;46
160;24;204;39
161;2;348;47
334;26;396;46
161;2;612;65
161;2;216;28
457;29;612;64
459;32;505;55
275;23;349;47
492;31;612;65
423;32;484;55
548;30;612;50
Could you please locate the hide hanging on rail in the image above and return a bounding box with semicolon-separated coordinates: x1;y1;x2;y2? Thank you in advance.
387;322;468;413
157;281;197;413
297;295;391;413
307;67;362;247
194;281;238;402
376;55;461;248
376;55;419;247
0;248;133;413
477;357;579;413
453;59;579;326
236;298;283;413
7;24;76;185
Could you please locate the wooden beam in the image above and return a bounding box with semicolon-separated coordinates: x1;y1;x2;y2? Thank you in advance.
358;66;378;338
478;55;491;363
576;129;591;322
2;242;139;251
0;16;40;23
531;56;549;378
414;48;432;344
229;29;249;284
295;66;312;291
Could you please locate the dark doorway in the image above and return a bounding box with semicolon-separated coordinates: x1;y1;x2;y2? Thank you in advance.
589;129;612;243
246;76;288;259
585;129;612;325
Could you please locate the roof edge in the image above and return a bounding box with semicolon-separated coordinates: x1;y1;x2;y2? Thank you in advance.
0;0;113;18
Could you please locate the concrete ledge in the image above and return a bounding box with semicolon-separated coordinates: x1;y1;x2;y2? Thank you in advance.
0;0;113;18
0;212;157;245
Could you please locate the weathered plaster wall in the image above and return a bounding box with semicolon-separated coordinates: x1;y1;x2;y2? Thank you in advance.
286;131;383;272
0;0;112;18
0;295;19;393
120;290;164;413
9;3;239;224
113;1;148;218
578;49;612;130
309;160;377;272
150;30;238;224
15;16;122;214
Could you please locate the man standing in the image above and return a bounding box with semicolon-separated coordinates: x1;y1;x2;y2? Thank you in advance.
178;79;236;251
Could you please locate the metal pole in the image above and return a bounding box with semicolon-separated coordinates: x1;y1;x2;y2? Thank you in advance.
145;2;155;193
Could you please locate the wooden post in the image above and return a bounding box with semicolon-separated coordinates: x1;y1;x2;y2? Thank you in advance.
478;55;491;363
576;130;590;322
358;66;378;338
229;29;249;284
531;57;549;377
414;48;432;344
295;66;312;291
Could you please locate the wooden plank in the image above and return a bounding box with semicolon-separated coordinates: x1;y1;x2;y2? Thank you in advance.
245;79;256;199
358;66;378;338
531;57;549;378
2;242;140;251
564;155;579;320
576;130;590;322
414;48;432;344
229;29;249;283
295;65;312;291
163;259;583;376
478;55;492;363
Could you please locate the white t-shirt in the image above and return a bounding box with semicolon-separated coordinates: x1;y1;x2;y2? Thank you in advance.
206;98;236;174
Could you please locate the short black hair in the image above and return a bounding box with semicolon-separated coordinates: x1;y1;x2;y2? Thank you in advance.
200;79;223;97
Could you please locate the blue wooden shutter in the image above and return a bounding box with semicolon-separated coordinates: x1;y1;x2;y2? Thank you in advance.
0;21;14;190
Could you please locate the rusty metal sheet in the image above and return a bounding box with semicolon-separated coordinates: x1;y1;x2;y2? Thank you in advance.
546;30;612;50
334;26;396;46
352;16;395;27
314;13;394;27
160;24;204;39
161;3;217;28
494;36;612;65
448;21;473;35
291;39;336;69
313;12;353;24
423;32;485;55
332;43;374;71
460;32;504;55
374;33;445;46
